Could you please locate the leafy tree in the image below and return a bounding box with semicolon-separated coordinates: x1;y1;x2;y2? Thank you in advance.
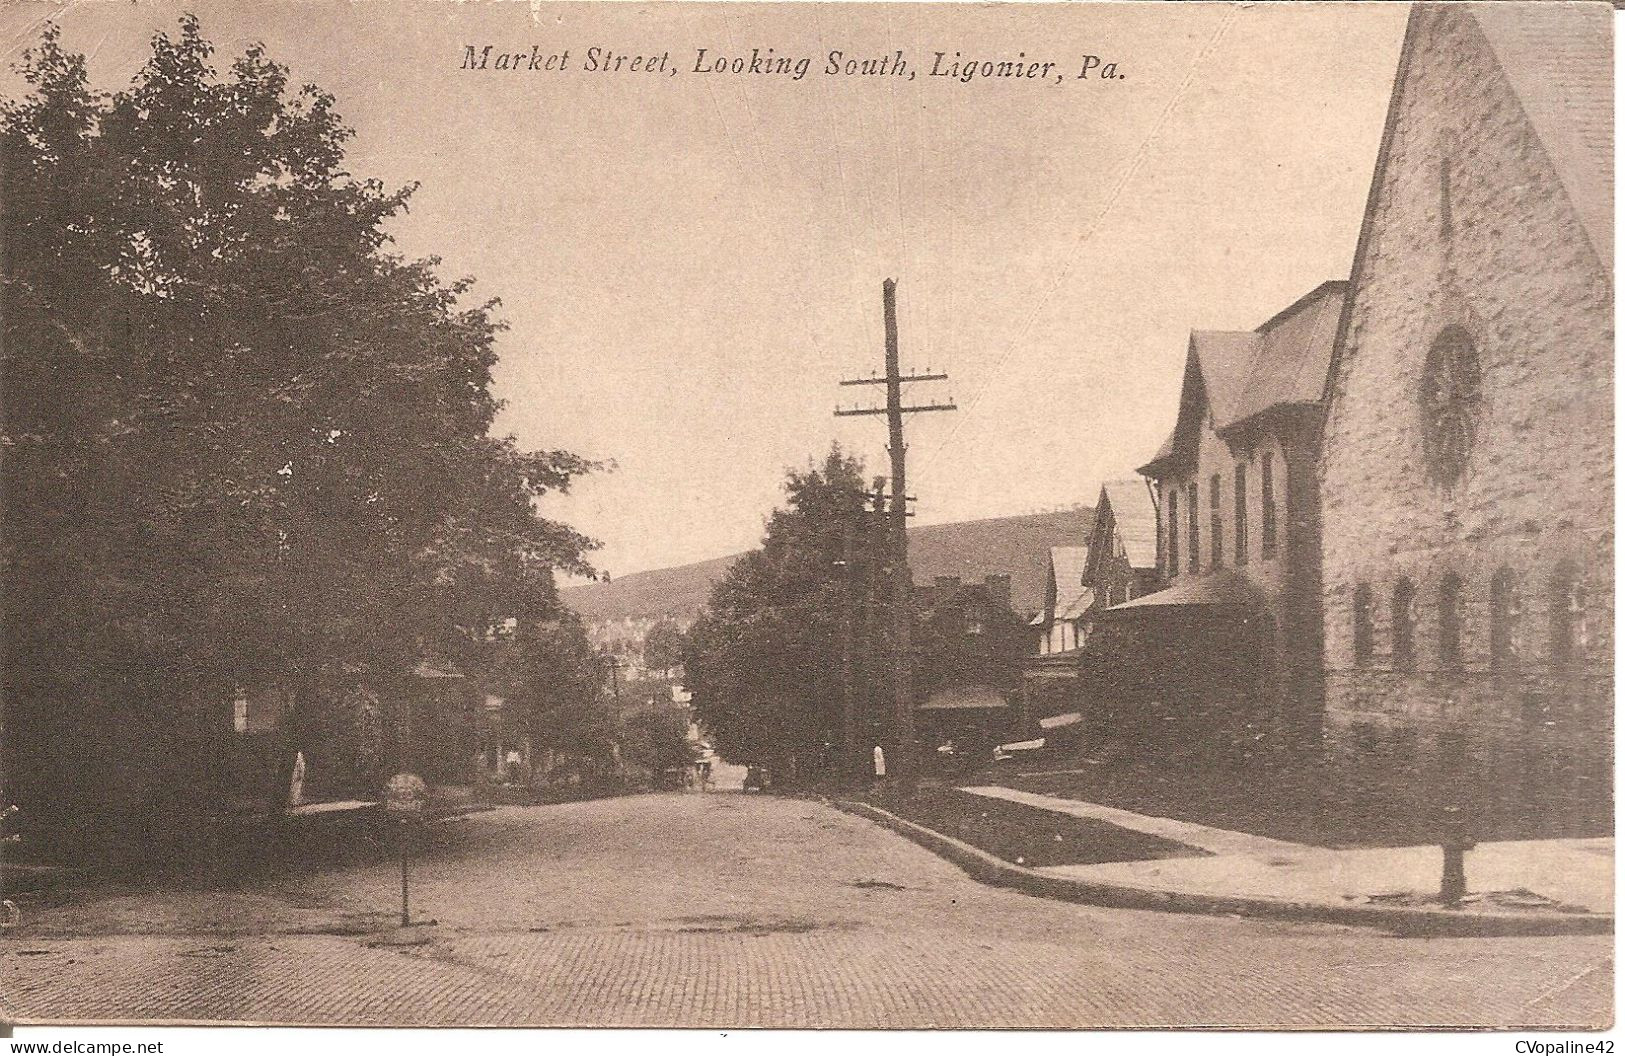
682;446;885;784
642;619;686;680
618;705;695;778
0;19;598;852
488;613;618;769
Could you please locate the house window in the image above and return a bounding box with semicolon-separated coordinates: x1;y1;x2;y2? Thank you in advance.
1439;571;1464;668
1392;577;1416;666
1260;453;1277;559
1550;562;1588;663
1353;584;1374;665
1234;462;1249;566
232;688;250;734
1489;567;1519;669
1187;482;1199;573
1209;473;1223;569
1167;489;1180;575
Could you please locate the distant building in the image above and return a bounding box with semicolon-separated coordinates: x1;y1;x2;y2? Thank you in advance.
1084;481;1162;609
1020;546;1092;729
1121;280;1347;764
1018;485;1162;736
1034;546;1092;656
913;574;1027;762
1318;3;1612;840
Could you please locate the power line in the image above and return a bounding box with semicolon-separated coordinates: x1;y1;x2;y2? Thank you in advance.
832;278;955;786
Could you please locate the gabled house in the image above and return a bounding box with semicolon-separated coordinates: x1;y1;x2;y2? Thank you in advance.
1085;480;1162;608
913;574;1027;763
1034;546;1092;656
1112;280;1347;766
1318;3;1612;840
1019;545;1092;727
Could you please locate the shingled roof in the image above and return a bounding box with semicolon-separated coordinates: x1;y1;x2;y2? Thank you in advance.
1045;545;1091;623
1469;2;1613;270
1139;281;1347;476
1098;479;1159;570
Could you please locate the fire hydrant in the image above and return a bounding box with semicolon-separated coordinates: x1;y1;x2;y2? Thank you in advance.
1439;803;1476;906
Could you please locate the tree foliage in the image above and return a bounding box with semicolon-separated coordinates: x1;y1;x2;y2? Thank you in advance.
642;618;686;679
489;613;618;767
682;446;885;781
0;19;599;842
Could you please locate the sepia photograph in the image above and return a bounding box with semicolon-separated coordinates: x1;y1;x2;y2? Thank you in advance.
0;0;1614;1036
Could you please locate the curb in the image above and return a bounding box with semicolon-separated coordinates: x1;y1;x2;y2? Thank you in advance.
833;799;1614;938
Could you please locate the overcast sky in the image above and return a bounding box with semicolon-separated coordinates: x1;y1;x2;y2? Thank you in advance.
4;1;1407;579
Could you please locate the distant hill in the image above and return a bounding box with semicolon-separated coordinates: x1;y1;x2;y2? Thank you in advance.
563;506;1096;623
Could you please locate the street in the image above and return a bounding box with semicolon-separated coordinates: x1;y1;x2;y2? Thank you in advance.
1;792;1612;1028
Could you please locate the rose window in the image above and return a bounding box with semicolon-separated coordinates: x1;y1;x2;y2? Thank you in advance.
1419;326;1482;484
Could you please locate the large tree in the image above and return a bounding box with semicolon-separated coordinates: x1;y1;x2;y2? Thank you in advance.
1;19;598;849
682;446;885;784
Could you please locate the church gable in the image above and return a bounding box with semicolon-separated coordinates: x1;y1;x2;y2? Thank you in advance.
1322;2;1612;553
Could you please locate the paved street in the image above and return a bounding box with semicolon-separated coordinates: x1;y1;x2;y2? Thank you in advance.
1;793;1612;1028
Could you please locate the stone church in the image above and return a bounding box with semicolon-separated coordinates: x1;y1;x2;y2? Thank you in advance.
1318;3;1613;840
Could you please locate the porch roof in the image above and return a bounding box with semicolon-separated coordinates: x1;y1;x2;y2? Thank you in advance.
1103;568;1267;616
919;684;1009;711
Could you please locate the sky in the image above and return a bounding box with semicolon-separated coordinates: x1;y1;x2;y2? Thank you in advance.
2;0;1408;580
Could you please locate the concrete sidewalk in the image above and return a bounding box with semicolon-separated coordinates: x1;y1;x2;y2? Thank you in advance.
960;785;1613;918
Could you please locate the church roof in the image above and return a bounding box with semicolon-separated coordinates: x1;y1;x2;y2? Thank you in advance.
1139;282;1347;476
1469;2;1613;270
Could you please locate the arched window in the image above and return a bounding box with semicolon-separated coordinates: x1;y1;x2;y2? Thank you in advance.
1234;462;1249;566
1550;562;1588;664
1187;482;1199;573
1353;584;1374;665
1167;489;1180;575
1260;453;1277;559
1392;577;1417;666
1439;572;1464;668
1489;567;1519;669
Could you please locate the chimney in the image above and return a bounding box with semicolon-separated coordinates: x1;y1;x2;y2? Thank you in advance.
984;574;1012;611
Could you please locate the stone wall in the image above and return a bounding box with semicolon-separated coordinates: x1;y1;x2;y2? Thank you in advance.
1319;6;1613;839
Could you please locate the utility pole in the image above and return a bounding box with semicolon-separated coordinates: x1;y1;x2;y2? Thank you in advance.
836;512;857;786
835;279;956;785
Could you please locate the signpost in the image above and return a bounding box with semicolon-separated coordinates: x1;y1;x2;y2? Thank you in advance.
384;773;426;927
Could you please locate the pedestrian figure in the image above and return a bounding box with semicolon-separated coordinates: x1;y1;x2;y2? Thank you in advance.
873;745;886;778
288;751;306;807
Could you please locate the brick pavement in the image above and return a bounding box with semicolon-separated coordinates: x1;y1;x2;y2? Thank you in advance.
1;793;1613;1027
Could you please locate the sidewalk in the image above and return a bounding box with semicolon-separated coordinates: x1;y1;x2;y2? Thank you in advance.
960;786;1613;919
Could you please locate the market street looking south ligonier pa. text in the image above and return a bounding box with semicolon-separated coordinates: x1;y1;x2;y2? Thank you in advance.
458;45;1127;84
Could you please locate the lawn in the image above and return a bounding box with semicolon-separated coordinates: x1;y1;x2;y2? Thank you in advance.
989;757;1346;847
873;786;1207;868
